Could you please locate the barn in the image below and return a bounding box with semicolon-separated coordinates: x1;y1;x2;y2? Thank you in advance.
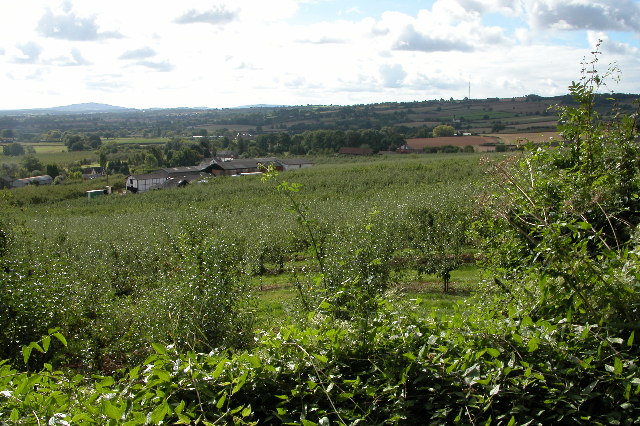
125;166;208;193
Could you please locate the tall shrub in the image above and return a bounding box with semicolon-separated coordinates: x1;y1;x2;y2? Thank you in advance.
474;47;640;324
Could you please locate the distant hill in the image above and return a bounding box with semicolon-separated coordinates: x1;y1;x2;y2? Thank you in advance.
48;103;132;113
0;103;133;115
232;104;287;109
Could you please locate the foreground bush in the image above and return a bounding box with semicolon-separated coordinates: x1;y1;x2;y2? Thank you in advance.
1;300;638;424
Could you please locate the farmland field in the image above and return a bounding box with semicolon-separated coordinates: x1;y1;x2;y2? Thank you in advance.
26;143;66;153
487;131;560;144
0;76;638;423
0;142;98;166
108;137;168;145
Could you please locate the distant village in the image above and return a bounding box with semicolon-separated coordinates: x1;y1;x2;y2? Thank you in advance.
125;155;312;193
1;134;521;196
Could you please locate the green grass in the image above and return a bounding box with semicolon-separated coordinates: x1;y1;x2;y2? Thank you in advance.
25;143;67;154
108;137;168;145
0;149;98;167
251;264;482;326
253;284;297;327
395;264;480;314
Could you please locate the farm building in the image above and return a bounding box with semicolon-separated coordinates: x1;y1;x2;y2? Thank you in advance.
82;167;104;180
202;158;278;176
125;166;208;193
126;157;313;192
202;157;313;176
275;158;313;171
215;150;238;161
10;175;53;188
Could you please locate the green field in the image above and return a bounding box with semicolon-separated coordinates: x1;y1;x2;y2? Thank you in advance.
108;137;168;145
0;142;98;167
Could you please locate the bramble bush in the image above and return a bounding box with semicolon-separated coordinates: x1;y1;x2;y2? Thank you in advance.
473;46;640;326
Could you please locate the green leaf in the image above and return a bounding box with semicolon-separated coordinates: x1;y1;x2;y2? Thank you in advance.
485;348;500;358
403;352;416;361
152;343;168;355
232;370;248;395
129;366;140;380
454;407;463;422
30;342;44;353
212;359;228;379
103;400;125;420
614;357;623;375
241;405;252;417
22;345;32;364
527;337;540;352
52;332;67;347
133;412;147;424
216;394;227;409
150;399;169;424
154;369;170;383
490;384;501;396
10;408;19;421
627;331;635;347
319;300;332;310
100;376;115;387
312;353;328;363
42;335;51;352
176;413;193;424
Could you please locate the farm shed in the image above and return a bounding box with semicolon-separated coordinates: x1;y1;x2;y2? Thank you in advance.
276;158;312;171
126;170;169;193
160;166;208;189
82;167;104;180
203;158;278;176
125;166;208;193
86;189;105;199
10;175;53;188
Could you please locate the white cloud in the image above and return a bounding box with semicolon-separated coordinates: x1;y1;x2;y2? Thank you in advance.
14;42;43;64
37;7;122;40
588;31;639;55
0;0;638;109
119;47;157;60
379;64;407;88
174;6;239;26
53;48;91;66
394;25;475;52
134;60;174;72
525;0;640;32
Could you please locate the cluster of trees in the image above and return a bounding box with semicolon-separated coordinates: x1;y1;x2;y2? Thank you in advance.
2;142;32;156
94;128;409;175
63;133;102;151
251;128;406;155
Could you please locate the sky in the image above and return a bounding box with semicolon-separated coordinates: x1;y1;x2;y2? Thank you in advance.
1;0;639;110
